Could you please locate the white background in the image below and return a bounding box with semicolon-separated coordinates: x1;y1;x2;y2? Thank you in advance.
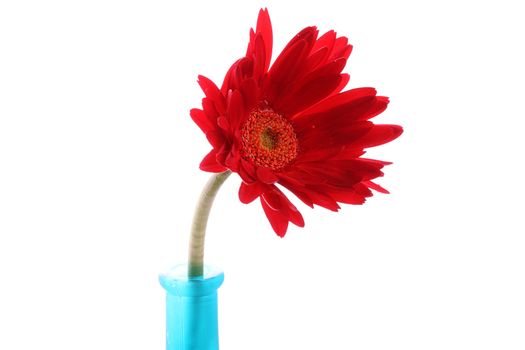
1;0;524;349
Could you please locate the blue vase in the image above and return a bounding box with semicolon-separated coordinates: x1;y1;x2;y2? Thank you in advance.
159;264;224;350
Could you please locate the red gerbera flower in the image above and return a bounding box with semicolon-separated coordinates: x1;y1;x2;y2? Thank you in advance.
191;9;403;237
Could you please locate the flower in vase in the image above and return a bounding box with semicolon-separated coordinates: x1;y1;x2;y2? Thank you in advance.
191;9;403;236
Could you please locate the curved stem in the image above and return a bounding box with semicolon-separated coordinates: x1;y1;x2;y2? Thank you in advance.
188;170;231;277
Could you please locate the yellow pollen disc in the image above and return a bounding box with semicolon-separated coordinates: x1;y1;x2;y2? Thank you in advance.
241;109;298;170
260;128;278;150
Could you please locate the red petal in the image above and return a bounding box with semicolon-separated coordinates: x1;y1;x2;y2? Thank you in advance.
222;58;252;93
278;180;314;208
297;121;373;154
278;168;314;185
261;198;288;237
358;158;393;166
278;74;343;117
238;159;257;183
279;173;341;211
302;187;340;211
265;39;309;100
288;206;305;227
256;8;272;71
301;46;329;74
274;57;348;115
190;108;214;133
294;162;363;187
199;150;227;172
239;78;259;114
305;57;347;82
354;183;373;197
293;87;378;119
331;73;350;96
252;35;267;81
351;124;403;149
239;181;266;203
262;191;283;211
235;57;254;84
329;36;352;61
221;58;242;94
265;27;318;103
224;144;241;171
198;75;225;114
227;89;245;131
291;88;394;153
336;159;386;180
246;9;273;76
295;147;364;163
312;30;336;61
278;191;305;227
323;185;367;205
280;26;318;56
205;130;225;148
259;186;305;237
217;116;230;132
202;97;219;118
335;148;366;160
256;166;278;184
364;180;390;194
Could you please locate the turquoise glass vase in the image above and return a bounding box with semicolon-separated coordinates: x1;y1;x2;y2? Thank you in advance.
159;264;224;350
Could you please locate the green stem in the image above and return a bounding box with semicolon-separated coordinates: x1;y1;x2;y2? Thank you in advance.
188;170;231;277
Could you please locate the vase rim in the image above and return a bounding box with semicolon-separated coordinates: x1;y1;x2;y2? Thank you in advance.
159;264;224;297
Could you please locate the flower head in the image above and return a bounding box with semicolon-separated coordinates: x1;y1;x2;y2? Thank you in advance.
191;9;403;237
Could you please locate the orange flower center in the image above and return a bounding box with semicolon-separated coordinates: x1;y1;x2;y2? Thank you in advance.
241;109;298;170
